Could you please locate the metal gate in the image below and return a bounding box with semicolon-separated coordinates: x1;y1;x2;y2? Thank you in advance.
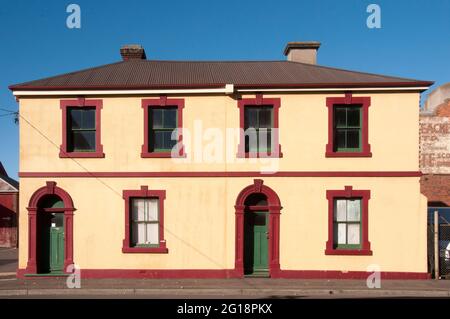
428;207;450;279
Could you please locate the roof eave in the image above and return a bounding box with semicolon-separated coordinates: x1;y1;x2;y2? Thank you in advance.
8;83;228;91
9;81;434;92
235;81;434;89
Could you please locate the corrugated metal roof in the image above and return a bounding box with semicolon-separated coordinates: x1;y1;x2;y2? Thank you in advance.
9;60;433;90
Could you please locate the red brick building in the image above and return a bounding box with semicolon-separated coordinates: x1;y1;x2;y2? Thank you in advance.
0;162;19;247
420;83;450;206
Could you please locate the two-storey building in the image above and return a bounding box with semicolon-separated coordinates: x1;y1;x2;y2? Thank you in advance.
10;43;433;279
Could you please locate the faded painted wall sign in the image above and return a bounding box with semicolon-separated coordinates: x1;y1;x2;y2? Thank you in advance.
420;116;450;174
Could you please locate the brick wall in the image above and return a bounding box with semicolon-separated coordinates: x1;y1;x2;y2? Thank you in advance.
420;174;450;206
436;101;450;117
420;100;450;206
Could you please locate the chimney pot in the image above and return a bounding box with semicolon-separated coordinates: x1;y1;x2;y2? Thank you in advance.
120;44;147;61
284;41;321;64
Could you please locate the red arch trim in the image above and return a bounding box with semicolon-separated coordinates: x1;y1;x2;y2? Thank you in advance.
234;179;281;277
25;181;75;275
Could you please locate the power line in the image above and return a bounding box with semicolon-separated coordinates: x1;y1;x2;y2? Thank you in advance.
16;111;230;270
0;108;17;113
0;113;16;118
17;113;122;199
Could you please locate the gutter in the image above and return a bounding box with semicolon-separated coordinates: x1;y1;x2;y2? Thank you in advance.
10;81;434;97
11;84;235;97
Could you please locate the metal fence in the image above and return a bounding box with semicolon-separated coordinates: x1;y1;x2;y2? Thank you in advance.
428;207;450;279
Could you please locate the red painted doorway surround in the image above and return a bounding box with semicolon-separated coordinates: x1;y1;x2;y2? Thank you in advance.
234;179;282;277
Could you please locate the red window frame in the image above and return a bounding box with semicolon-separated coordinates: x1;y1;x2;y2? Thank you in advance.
141;96;186;158
237;94;282;158
325;93;372;157
325;186;372;255
122;186;168;253
60;98;104;158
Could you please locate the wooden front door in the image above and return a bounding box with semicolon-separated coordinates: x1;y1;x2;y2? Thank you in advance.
244;211;269;276
39;212;65;274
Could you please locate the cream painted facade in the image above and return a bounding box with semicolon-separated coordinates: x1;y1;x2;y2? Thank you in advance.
16;91;429;278
20;93;420;172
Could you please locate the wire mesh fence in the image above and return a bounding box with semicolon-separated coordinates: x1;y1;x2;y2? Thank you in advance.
428;207;450;279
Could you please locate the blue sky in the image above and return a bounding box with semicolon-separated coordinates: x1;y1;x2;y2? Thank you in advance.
1;0;449;179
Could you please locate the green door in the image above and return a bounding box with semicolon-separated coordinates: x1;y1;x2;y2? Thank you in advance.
244;211;269;276
49;213;65;273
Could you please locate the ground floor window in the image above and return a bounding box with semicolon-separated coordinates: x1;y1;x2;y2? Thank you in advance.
325;186;372;255
122;186;168;253
334;198;362;249
131;198;160;247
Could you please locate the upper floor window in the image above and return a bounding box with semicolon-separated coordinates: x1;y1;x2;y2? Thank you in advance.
334;105;361;152
141;97;185;158
68;108;96;152
325;94;371;157
237;94;282;158
60;99;104;158
150;107;177;152
244;106;273;153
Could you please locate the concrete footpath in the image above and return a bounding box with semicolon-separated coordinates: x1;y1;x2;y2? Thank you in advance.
1;277;450;298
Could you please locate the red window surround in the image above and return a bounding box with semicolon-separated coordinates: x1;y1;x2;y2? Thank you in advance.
237;94;282;158
141;96;186;158
325;93;372;157
325;186;372;256
122;186;168;253
59;98;104;158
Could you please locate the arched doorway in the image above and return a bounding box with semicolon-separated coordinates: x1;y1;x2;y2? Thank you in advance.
25;182;75;275
235;179;281;278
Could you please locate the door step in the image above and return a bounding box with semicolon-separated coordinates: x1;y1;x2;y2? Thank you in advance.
244;272;270;278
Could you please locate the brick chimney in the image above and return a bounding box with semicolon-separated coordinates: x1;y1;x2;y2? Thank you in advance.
120;44;147;61
284;42;321;64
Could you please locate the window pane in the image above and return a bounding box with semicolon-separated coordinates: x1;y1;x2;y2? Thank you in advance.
131;199;146;221
147;199;159;222
72;131;95;151
244;108;258;129
335;129;346;149
132;222;146;245
337;223;347;244
258;107;272;128
151;109;163;129
163;108;177;128
346;130;360;148
347;224;360;245
146;223;159;245
254;214;267;226
153;131;165;149
335;199;347;221
347;108;360;127
164;130;176;150
69;109;82;129
334;107;346;127
82;109;96;129
245;128;258;152
258;128;271;151
347;199;361;221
